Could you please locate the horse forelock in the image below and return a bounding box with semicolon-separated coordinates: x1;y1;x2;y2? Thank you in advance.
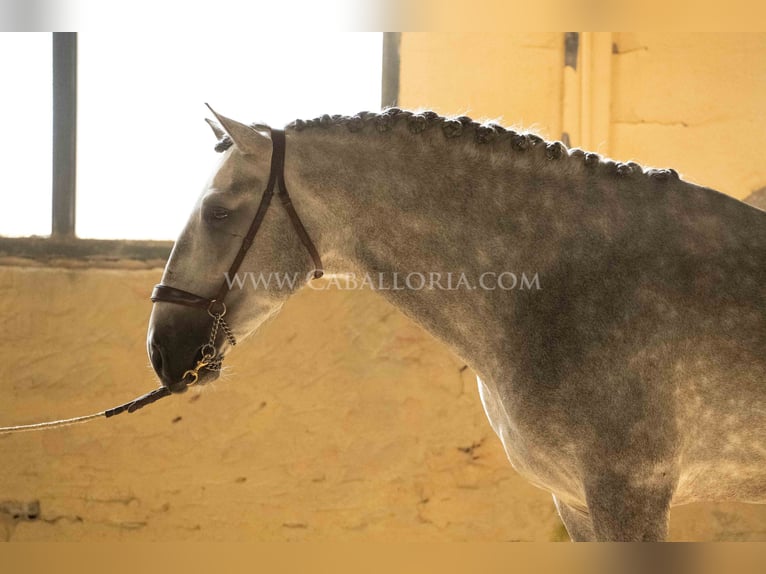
214;136;234;153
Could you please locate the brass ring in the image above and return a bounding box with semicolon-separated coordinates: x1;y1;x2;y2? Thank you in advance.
200;344;216;361
182;369;199;385
207;300;227;318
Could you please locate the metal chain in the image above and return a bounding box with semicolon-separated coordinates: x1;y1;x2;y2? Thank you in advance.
219;318;237;348
197;313;236;373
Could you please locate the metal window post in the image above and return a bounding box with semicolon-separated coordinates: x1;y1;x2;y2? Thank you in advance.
382;32;400;109
51;32;77;238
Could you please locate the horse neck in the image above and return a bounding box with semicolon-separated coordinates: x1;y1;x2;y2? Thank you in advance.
289;126;554;266
285;126;581;378
284;120;764;387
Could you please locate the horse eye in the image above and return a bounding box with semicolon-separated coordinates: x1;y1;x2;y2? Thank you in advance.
207;206;229;221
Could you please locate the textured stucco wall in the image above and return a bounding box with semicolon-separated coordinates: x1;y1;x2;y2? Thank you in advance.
0;267;562;541
399;33;564;139
1;32;765;542
610;33;766;201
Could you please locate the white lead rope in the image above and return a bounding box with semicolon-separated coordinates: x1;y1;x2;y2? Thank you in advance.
0;412;106;435
1;321;225;435
0;386;173;435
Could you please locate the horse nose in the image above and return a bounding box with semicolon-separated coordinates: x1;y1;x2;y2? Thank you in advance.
147;332;191;394
149;339;163;375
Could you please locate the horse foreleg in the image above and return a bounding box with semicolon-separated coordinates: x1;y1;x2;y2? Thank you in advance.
552;495;596;541
584;472;674;541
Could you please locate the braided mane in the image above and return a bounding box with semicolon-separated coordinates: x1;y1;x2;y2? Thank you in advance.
214;108;679;183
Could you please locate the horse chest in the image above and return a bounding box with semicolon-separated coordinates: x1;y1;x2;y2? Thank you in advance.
477;376;586;503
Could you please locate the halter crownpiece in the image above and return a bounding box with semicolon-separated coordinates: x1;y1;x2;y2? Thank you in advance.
151;128;324;384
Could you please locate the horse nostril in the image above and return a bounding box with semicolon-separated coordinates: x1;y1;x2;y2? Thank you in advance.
149;342;163;374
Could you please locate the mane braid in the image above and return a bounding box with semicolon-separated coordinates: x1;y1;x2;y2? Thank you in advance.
283;108;680;183
213;109;679;183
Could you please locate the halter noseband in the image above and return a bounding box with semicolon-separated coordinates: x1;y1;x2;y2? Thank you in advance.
150;128;323;385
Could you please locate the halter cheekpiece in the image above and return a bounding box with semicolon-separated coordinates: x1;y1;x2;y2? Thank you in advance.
150;128;323;385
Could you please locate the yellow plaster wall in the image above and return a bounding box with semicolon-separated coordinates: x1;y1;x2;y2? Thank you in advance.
610;33;766;201
1;33;765;542
0;266;562;541
399;33;564;138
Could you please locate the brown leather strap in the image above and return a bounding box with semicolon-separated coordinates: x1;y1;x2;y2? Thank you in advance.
104;386;172;418
151;284;211;309
211;129;282;303
274;129;324;279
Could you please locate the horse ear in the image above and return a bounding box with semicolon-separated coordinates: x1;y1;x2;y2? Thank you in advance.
204;103;270;155
204;118;225;141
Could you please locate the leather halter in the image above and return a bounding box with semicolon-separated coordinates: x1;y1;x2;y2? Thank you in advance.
151;128;324;340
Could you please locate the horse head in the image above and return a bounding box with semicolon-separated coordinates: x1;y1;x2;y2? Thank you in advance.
147;108;318;393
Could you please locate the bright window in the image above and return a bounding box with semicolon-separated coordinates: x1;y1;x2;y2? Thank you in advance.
76;32;383;240
0;33;52;237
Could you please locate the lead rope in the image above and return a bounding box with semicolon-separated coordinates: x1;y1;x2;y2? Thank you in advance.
0;310;235;436
0;387;171;436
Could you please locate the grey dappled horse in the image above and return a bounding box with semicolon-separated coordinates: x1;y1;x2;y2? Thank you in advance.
147;109;765;541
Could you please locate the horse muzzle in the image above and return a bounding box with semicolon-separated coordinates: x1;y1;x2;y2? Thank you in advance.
147;324;221;393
